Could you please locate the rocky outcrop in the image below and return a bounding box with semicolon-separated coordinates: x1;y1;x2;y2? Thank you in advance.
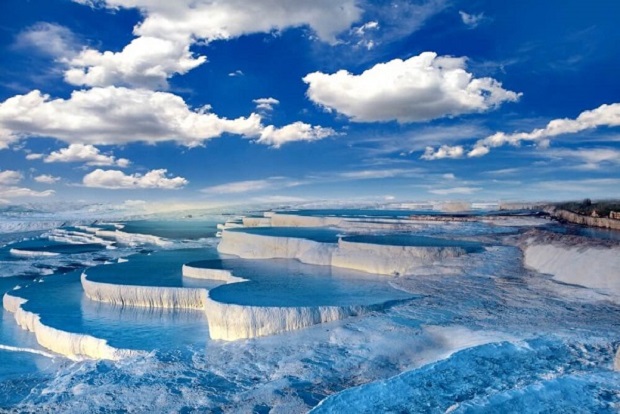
546;208;620;230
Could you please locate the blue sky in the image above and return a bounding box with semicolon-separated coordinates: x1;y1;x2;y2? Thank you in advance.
0;0;618;207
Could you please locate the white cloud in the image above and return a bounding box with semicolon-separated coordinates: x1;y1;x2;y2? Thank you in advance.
42;144;130;167
0;170;23;185
337;168;421;179
459;11;484;28
357;0;448;47
544;147;620;169
429;186;481;195
228;70;244;77
420;103;620;160
303;52;520;123
67;0;362;87
350;21;380;49
0;128;19;150
468;103;620;157
201;177;302;194
0;187;54;198
0;87;331;148
421;145;464;160
0;170;54;199
256;122;336;147
352;21;379;37
92;0;362;44
253;97;280;112
65;36;206;89
25;153;44;160
82;169;188;189
15;22;79;58
34;174;61;184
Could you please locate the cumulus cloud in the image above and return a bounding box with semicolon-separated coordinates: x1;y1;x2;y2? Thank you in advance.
14;22;80;58
0;87;241;145
82;169;188;189
256;122;336;148
0;170;54;199
468;103;620;157
34;174;61;184
421;145;465;160
0;87;333;148
459;11;484;28
0;170;23;185
0;187;54;199
41;144;130;167
65;37;205;89
421;103;620;160
303;52;520;123
67;0;361;87
253;97;280;112
91;0;362;44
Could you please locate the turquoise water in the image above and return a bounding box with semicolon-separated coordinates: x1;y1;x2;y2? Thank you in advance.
283;209;439;218
14;270;210;351
8;239;106;254
85;248;220;288
0;215;619;412
226;226;342;243
280;208;521;218
121;219;219;240
189;258;413;307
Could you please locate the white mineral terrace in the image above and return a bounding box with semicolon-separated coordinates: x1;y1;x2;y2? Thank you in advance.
79;260;405;345
2;290;141;361
217;230;471;276
521;231;620;300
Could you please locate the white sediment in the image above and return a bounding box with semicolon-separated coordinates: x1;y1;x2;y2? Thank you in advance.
47;228;113;246
242;217;272;227
9;248;60;257
181;264;248;284
217;230;337;266
204;296;388;341
94;229;172;247
521;232;620;297
82;261;405;341
217;230;470;276
2;291;140;361
333;239;466;276
81;273;206;310
269;213;432;232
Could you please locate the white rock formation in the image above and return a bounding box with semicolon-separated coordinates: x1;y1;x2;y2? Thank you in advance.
217;230;470;276
332;239;466;276
93;229;172;247
242;217;272;227
3;291;140;360
9;248;60;257
217;230;337;266
181;264;248;284
204;296;388;341
521;232;620;297
81;273;206;309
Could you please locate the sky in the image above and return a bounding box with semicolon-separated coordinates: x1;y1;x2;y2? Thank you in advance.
0;0;619;207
